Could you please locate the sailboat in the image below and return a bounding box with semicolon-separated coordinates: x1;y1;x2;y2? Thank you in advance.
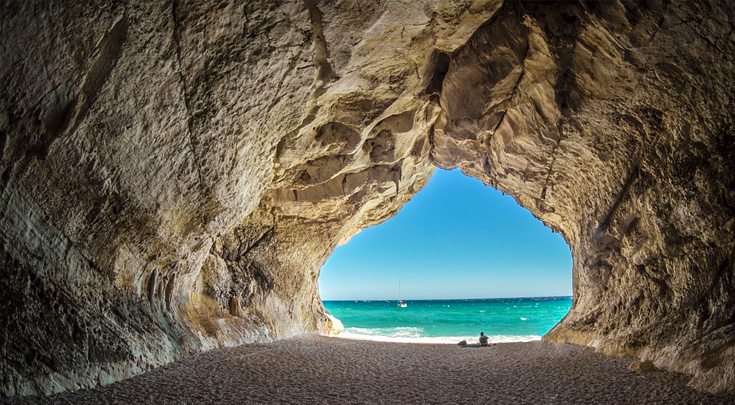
397;280;408;308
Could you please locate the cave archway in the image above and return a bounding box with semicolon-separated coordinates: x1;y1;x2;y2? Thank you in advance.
319;168;573;342
1;0;732;397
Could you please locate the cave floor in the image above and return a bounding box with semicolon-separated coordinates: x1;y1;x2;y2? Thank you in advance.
17;336;735;404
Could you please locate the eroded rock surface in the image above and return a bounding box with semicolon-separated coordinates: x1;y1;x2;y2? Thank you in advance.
1;0;733;397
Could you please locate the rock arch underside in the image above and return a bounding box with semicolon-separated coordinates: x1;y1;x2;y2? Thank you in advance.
1;0;733;397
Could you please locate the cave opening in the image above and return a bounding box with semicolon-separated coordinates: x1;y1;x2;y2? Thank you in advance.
319;168;573;343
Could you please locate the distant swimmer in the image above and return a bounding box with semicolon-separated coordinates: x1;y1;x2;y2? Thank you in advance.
479;332;489;346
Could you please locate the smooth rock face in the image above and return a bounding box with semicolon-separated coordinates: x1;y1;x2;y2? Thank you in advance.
0;0;732;397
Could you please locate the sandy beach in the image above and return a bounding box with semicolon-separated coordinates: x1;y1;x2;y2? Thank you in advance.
12;336;733;404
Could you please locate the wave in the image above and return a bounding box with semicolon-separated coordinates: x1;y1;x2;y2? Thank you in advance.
344;326;424;338
336;327;540;344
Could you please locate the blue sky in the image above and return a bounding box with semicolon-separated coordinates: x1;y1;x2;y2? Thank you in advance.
319;169;572;301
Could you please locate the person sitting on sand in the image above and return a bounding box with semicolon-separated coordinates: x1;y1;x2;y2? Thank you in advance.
479;332;489;346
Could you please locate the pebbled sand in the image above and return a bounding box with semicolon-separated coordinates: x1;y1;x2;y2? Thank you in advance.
15;336;735;404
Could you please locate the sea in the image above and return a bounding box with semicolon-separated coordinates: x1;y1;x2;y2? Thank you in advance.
323;296;572;344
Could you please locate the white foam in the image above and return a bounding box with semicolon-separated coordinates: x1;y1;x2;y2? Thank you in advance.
335;331;541;345
343;327;424;338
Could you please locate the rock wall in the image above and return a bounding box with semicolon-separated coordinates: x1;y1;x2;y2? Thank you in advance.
0;0;732;397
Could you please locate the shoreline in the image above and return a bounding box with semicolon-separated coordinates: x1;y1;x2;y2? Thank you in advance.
334;331;541;345
323;296;571;347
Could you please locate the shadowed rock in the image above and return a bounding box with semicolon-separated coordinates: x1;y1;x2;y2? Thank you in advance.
0;0;733;397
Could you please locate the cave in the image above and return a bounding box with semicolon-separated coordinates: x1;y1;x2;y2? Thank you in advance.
1;0;733;398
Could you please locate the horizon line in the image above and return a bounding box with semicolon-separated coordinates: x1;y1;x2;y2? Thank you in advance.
322;295;573;302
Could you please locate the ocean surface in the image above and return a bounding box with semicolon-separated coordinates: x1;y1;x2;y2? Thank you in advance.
323;296;572;344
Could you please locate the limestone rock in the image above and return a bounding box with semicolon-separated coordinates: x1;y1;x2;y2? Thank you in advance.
0;0;733;397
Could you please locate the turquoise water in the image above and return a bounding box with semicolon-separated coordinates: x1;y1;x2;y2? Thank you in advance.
324;297;572;343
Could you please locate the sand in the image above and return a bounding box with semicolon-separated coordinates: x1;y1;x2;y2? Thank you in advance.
14;336;735;404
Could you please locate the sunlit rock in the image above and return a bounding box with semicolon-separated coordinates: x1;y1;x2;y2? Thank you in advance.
0;0;732;396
